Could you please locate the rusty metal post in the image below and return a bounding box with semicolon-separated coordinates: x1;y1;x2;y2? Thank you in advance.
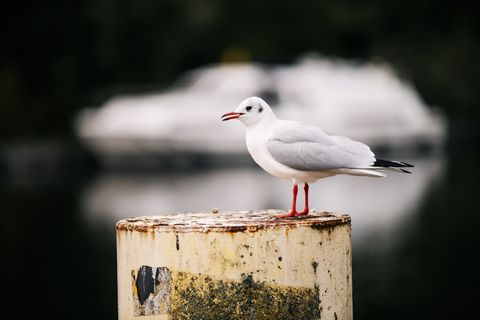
116;210;352;320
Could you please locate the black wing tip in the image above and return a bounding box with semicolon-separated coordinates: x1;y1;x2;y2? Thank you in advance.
399;161;414;168
374;159;414;168
400;168;412;174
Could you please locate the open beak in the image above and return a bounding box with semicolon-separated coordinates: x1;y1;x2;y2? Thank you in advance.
221;112;244;121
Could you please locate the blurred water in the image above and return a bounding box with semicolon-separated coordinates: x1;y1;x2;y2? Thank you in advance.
1;149;478;319
81;156;443;244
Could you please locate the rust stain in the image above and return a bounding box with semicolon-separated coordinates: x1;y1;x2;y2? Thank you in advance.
116;210;351;234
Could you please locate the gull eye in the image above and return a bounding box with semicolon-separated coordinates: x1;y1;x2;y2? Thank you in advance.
246;106;252;112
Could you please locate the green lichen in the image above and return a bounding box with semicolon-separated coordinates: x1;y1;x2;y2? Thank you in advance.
171;271;320;320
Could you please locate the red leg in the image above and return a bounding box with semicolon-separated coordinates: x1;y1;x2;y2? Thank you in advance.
295;183;310;216
275;183;298;218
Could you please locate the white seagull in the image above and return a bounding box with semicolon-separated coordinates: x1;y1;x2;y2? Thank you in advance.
221;96;413;218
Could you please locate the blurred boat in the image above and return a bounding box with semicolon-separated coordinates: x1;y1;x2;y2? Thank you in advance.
75;56;446;167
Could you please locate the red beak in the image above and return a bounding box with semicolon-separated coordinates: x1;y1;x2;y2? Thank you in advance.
221;111;244;121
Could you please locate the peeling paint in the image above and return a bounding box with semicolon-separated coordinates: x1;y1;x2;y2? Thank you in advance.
132;266;172;316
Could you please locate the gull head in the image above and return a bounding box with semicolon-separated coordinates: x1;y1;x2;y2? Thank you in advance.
221;96;275;127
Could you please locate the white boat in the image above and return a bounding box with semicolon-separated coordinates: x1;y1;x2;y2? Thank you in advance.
75;56;446;166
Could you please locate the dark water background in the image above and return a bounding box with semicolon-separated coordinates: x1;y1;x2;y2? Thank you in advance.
1;1;479;318
1;132;478;319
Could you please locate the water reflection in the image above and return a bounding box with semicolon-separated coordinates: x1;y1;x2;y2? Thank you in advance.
81;155;445;247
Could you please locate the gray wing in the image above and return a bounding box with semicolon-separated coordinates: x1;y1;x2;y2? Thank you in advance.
267;121;375;171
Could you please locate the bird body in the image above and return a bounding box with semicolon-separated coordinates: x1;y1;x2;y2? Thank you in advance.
222;96;413;217
245;120;339;183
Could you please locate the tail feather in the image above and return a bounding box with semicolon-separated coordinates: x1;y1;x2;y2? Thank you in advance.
337;168;387;177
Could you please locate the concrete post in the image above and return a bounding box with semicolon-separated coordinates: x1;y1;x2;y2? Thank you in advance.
116;210;352;320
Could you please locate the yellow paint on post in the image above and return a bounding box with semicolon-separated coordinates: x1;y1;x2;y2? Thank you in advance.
117;210;352;320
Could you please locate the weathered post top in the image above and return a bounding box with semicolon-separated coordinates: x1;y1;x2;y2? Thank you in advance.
117;210;352;320
116;209;351;233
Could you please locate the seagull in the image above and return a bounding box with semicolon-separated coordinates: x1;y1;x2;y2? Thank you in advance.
221;96;413;218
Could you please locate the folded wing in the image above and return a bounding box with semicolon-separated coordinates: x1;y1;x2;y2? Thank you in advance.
267;121;376;171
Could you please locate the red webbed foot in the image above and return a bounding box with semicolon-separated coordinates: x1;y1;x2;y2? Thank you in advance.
275;211;297;219
294;209;309;217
